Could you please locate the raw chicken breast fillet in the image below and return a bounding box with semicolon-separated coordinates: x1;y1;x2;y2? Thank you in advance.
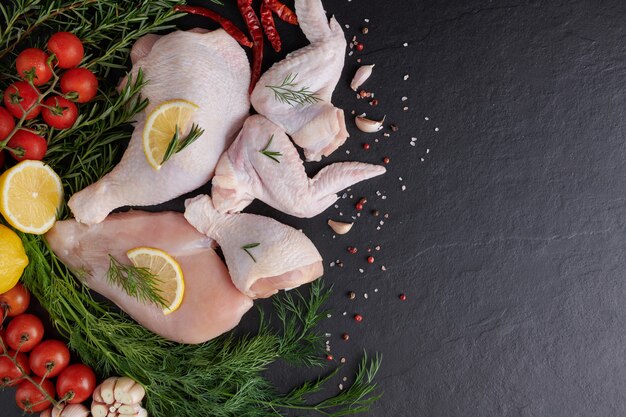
212;115;386;217
250;0;347;161
45;211;253;344
68;29;250;225
184;195;323;298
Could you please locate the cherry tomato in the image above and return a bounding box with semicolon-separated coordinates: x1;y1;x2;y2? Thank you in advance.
0;350;30;386
55;363;96;403
0;283;31;318
7;129;47;161
15;48;53;86
29;340;70;378
0;107;15;141
15;379;55;412
3;81;41;120
60;68;98;103
47;32;84;69
42;96;78;129
5;314;44;352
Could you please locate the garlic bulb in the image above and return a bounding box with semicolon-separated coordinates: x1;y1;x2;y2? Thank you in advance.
327;219;353;234
355;114;385;133
350;64;375;91
92;376;148;417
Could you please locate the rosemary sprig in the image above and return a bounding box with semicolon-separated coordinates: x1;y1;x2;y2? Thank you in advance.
265;73;322;106
160;123;204;165
241;242;260;262
106;255;168;309
259;134;282;163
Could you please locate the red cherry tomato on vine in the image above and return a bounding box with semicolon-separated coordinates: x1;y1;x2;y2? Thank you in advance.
3;81;41;120
15;379;55;412
5;314;44;352
7;129;48;162
60;68;98;103
47;32;84;69
0;283;31;318
0;351;30;386
0;107;15;141
56;363;96;403
15;48;53;86
29;340;70;378
42;96;78;129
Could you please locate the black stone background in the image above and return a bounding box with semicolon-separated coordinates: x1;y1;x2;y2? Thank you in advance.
2;0;626;416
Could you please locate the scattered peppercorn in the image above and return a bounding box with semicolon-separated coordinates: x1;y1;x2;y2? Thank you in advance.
362;143;370;151
359;90;368;98
347;246;357;254
337;261;344;268
367;256;374;264
326;354;334;361
348;291;356;300
383;157;390;164
358;197;367;205
354;314;363;322
390;124;399;132
361;27;369;34
355;202;363;211
342;333;350;341
399;293;407;301
372;209;379;217
356;43;364;51
369;99;379;106
340;357;346;364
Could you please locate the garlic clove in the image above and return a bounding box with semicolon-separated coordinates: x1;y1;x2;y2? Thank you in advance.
59;404;90;417
120;383;146;405
355;114;386;133
40;408;53;417
99;377;118;404
51;405;64;417
350;64;375;91
92;385;104;403
91;403;108;417
114;377;137;403
327;219;354;235
118;404;142;415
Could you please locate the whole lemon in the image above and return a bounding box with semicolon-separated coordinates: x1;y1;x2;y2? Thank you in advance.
0;224;28;294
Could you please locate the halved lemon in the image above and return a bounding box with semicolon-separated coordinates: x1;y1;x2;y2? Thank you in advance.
126;247;185;315
142;99;199;170
0;224;29;293
0;160;63;235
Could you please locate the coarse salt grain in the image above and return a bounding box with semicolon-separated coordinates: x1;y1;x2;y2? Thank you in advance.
403;42;409;47
402;96;408;101
410;142;416;147
421;158;424;162
427;148;430;153
425;116;429;120
359;268;364;273
364;18;370;22
364;293;368;299
435;127;439;131
402;185;406;191
374;288;379;292
403;107;409;111
381;265;387;271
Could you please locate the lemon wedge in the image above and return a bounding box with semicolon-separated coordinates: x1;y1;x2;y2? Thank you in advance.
142;99;199;170
126;247;185;315
0;224;28;293
0;160;63;235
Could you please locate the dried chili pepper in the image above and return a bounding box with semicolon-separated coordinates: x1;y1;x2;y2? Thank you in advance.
260;1;281;52
264;0;298;25
173;5;253;48
237;0;264;92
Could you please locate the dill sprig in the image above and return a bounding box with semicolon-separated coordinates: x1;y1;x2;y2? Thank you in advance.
161;123;204;165
266;73;322;106
259;134;282;163
107;255;168;309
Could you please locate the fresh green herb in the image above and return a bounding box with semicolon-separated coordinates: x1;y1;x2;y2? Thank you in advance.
160;123;204;165
106;255;168;309
266;73;322;106
241;242;260;262
259;134;282;163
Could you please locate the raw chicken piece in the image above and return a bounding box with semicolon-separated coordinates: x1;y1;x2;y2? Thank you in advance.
68;29;250;225
212;115;386;217
184;195;323;298
45;211;253;344
250;0;347;161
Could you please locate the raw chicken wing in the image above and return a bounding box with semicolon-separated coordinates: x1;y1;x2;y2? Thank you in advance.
184;195;323;298
212;115;386;217
46;211;253;344
69;29;250;225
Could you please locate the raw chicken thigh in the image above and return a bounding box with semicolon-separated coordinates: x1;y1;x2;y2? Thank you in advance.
184;195;323;298
46;211;253;344
212;115;386;217
250;0;347;161
68;29;250;225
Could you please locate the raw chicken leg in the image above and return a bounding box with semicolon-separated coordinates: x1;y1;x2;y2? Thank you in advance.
184;195;323;298
68;29;250;225
46;211;253;344
212;115;386;217
250;0;347;161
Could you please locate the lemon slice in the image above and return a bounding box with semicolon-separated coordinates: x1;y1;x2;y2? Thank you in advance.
0;160;63;235
0;224;29;293
126;247;185;315
142;99;199;170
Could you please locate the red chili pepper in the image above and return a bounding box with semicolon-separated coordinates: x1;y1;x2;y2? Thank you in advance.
264;0;298;25
238;0;264;92
260;1;281;52
173;5;253;48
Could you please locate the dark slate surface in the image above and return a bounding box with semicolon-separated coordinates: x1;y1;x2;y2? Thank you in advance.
3;0;626;416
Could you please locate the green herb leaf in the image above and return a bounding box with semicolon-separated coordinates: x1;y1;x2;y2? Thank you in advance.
160;123;204;165
259;134;282;163
107;255;168;309
265;73;322;107
241;242;260;262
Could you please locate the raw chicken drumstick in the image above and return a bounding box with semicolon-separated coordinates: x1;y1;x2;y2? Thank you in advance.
184;195;323;298
68;29;250;225
250;0;348;161
212;115;386;217
46;211;253;344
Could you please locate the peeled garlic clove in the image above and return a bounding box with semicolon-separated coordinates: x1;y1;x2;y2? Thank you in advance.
328;219;354;235
350;64;375;91
59;404;90;417
355;114;385;133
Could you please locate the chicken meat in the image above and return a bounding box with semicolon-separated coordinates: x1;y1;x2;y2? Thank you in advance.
184;195;323;298
250;0;347;161
68;29;250;225
212;115;385;217
45;211;253;344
